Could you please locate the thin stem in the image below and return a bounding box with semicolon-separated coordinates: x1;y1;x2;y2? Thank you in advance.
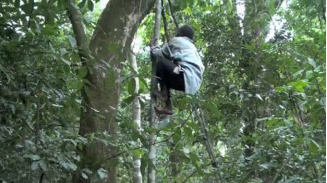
167;0;179;30
161;0;170;42
148;0;162;181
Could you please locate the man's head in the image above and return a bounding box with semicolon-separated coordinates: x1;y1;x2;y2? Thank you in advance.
176;25;195;41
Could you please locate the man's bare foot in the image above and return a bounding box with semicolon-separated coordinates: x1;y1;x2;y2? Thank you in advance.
154;106;173;115
152;90;167;101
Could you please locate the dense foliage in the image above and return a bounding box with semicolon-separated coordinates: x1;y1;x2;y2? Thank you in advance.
0;0;325;183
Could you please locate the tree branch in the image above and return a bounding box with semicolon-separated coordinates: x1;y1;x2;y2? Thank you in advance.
148;0;162;182
167;0;179;30
161;0;170;42
34;95;40;146
66;0;90;63
39;172;45;183
321;0;326;21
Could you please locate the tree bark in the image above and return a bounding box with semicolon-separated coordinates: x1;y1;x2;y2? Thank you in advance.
148;0;161;182
67;0;154;183
129;51;143;183
169;143;178;182
66;0;90;62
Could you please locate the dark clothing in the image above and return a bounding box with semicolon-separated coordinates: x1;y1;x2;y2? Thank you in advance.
156;57;185;101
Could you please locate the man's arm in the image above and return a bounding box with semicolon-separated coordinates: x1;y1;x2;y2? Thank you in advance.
150;42;172;59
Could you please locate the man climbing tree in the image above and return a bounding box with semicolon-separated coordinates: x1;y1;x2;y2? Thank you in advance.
150;25;205;115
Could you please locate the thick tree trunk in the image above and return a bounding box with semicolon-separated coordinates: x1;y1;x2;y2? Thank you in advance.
68;1;154;183
129;51;143;183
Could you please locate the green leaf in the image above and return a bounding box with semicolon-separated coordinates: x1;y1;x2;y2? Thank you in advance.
283;176;301;183
309;139;320;153
184;126;192;136
140;155;148;176
83;79;93;86
133;149;142;158
78;66;88;79
61;58;71;66
255;94;263;101
203;101;221;118
189;152;200;168
158;117;171;129
183;7;192;15
78;0;87;9
289;80;308;92
183;147;190;154
122;95;135;108
308;58;316;68
31;161;39;171
62;162;77;171
81;172;88;179
292;69;304;78
268;0;275;14
84;85;91;97
67;35;77;48
9;104;15;114
128;78;137;95
88;0;94;11
14;0;20;8
82;168;93;174
24;154;41;161
227;0;232;12
58;155;77;171
60;48;68;56
116;75;131;83
266;119;282;127
57;0;64;9
41;25;56;35
76;80;84;90
97;168;108;179
187;121;199;132
275;86;285;92
84;16;93;24
139;76;149;90
259;163;271;169
244;42;256;51
20;2;32;14
305;70;313;79
39;159;48;171
172;128;182;144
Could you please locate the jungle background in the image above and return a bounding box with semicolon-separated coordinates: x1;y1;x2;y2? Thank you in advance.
0;0;326;182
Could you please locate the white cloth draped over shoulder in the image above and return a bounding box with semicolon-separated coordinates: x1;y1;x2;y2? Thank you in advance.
151;36;205;95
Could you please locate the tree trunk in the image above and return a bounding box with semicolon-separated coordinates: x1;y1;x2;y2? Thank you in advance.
129;51;143;183
148;0;161;182
169;143;178;182
240;0;284;179
67;0;154;183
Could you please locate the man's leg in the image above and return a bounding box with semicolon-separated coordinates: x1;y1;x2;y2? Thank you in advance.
154;57;179;101
154;58;185;115
155;73;185;115
158;72;185;114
